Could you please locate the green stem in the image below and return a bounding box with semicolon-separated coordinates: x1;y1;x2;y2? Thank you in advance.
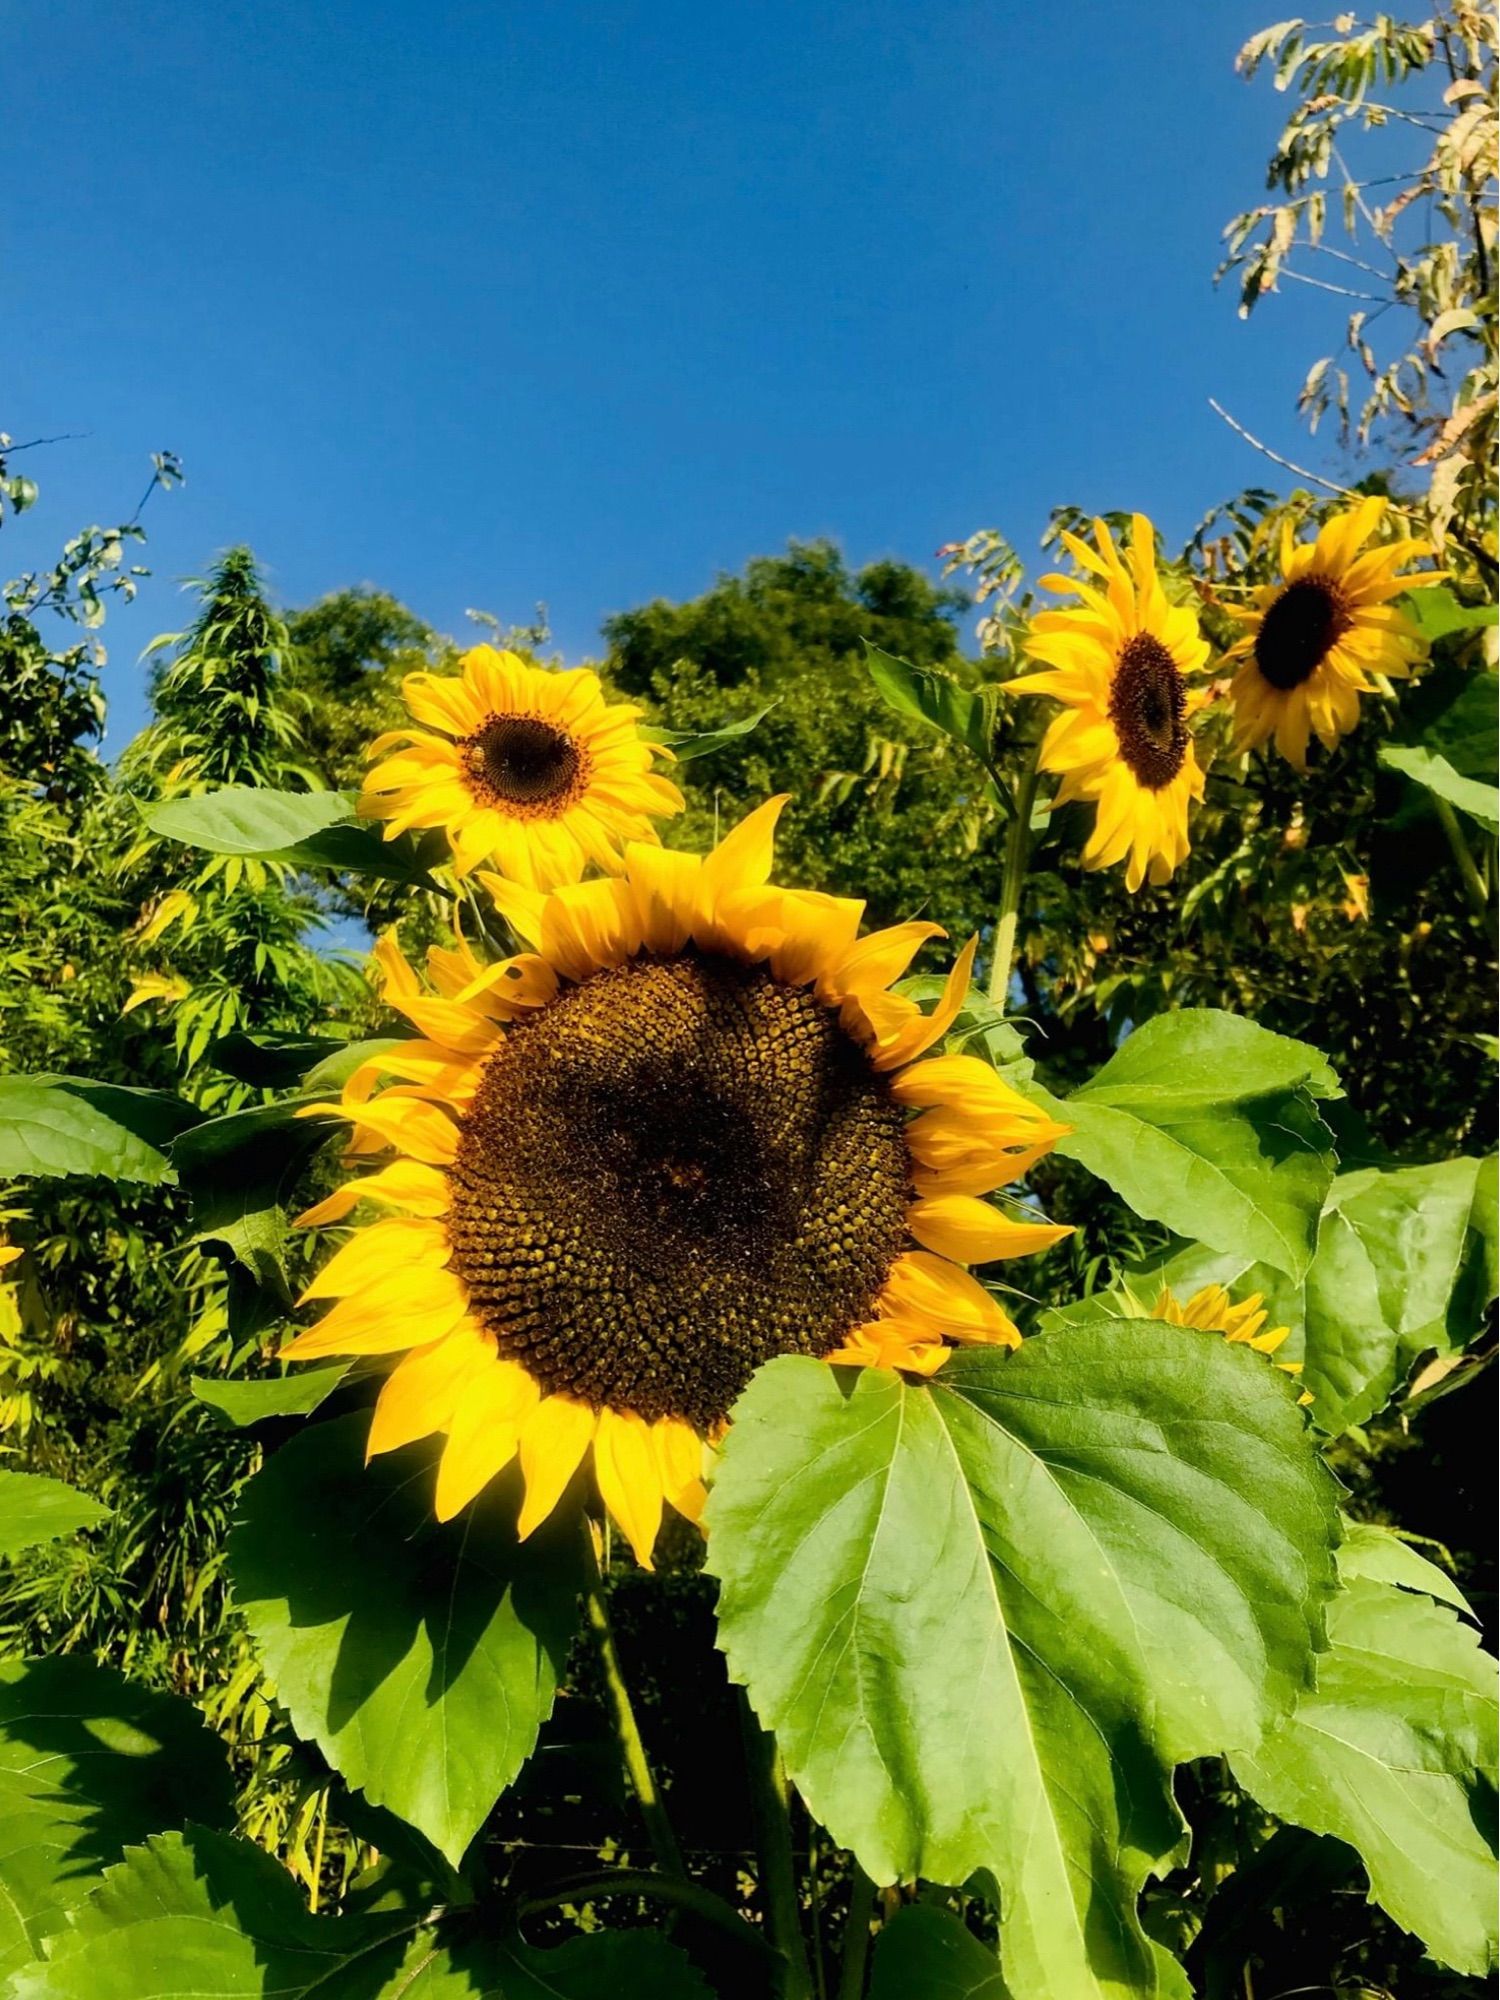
987;737;1044;1008
738;1691;815;2000
582;1539;687;1882
521;1870;777;1961
835;1863;876;2000
1433;794;1490;918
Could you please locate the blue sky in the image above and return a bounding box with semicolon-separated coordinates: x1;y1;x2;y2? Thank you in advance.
8;0;1344;745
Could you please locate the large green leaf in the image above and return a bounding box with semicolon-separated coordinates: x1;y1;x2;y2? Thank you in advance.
0;1076;197;1185
1025;1011;1338;1282
1142;1154;1497;1431
393;1927;713;1999
0;1474;110;1561
229;1417;585;1865
864;645;1000;771
1234;1576;1498;1977
191;1363;354;1427
1379;742;1499;832
140;786;439;882
1336;1518;1473;1618
868;1906;1013;1999
8;1825;416;1998
171;1098;336;1312
0;1659;234;1977
707;1332;1338;2000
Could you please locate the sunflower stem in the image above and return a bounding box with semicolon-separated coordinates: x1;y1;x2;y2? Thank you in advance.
737;1690;815;2000
987;736;1044;1009
581;1538;688;1882
834;1862;876;2000
1433;795;1490;918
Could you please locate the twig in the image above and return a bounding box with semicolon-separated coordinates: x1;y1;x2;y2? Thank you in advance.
1206;400;1426;534
2;432;88;454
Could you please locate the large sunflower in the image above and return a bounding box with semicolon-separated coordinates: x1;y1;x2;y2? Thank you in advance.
1225;496;1444;771
284;800;1070;1565
1007;514;1210;891
359;645;684;887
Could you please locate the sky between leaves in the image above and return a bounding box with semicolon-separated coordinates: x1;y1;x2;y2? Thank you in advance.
9;0;1346;743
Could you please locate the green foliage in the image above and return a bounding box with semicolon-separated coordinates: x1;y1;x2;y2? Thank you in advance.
0;1474;111;1559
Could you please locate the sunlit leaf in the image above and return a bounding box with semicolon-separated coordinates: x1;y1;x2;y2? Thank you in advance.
0;1076;197;1185
0;1473;110;1561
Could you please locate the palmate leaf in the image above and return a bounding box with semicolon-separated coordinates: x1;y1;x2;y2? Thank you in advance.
0;1659;234;1978
1142;1153;1498;1432
1023;1011;1339;1282
0;1473;110;1561
1233;1574;1499;1977
229;1417;586;1865
707;1331;1339;2000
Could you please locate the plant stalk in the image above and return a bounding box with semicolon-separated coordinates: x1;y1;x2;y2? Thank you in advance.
521;1869;777;1961
737;1692;815;2000
987;737;1044;1008
1433;794;1489;918
582;1542;687;1882
834;1862;876;2000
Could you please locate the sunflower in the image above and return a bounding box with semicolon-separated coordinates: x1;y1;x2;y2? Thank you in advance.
1151;1283;1311;1402
1225;496;1444;771
1007;514;1211;891
359;645;684;887
284;799;1071;1566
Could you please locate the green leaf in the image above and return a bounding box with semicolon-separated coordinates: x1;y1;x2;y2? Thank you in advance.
1336;1518;1473;1619
302;1038;404;1094
392;1926;713;1999
864;645;999;769
1404;587;1499;642
208;1031;360;1089
895;980;1033;1081
869;1905;1014;2000
0;1473;110;1561
1028;1010;1339;1281
1378;742;1499;833
191;1363;354;1427
0;1659;234;1977
140;786;439;883
229;1416;586;1865
1234;1577;1499;1977
171;1098;335;1301
0;1076;197;1185
8;1825;416;1998
645;699;780;761
707;1332;1338;1999
1143;1154;1498;1430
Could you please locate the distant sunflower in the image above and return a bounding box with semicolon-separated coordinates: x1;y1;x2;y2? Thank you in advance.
1225;497;1444;771
359;645;684;887
1007;515;1210;891
285;799;1070;1566
1151;1283;1310;1402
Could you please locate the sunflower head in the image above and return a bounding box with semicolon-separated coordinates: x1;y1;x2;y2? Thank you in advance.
1225;497;1444;771
1151;1283;1311;1402
359;645;684;886
286;799;1071;1566
1007;514;1210;892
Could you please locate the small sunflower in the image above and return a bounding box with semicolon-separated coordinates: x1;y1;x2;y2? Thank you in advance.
360;645;684;887
1151;1283;1311;1402
284;799;1071;1566
1007;514;1210;891
1225;496;1444;771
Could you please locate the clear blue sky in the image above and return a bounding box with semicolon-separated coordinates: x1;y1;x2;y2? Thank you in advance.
8;0;1342;745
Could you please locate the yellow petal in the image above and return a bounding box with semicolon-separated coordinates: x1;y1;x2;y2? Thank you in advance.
696;796;788;915
907;1196;1071;1265
477;873;549;949
876;1250;1020;1346
367;1323;499;1457
295;1160;452;1229
594;1407;666;1569
517;1395;597;1540
299;1217;449;1301
870;935;979;1069
817;921;945;1006
625;844;702;954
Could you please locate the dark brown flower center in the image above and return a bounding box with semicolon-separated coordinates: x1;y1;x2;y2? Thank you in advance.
1109;634;1188;790
1253;577;1348;692
461;714;585;816
444;951;912;1428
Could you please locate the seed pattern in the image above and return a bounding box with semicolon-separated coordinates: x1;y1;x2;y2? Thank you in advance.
1253;577;1349;691
446;951;912;1426
460;714;588;816
1109;633;1188;789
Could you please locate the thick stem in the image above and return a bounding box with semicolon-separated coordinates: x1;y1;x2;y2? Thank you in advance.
737;1692;814;2000
987;739;1043;1008
582;1540;687;1881
521;1870;777;1961
835;1863;876;2000
1433;794;1490;918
